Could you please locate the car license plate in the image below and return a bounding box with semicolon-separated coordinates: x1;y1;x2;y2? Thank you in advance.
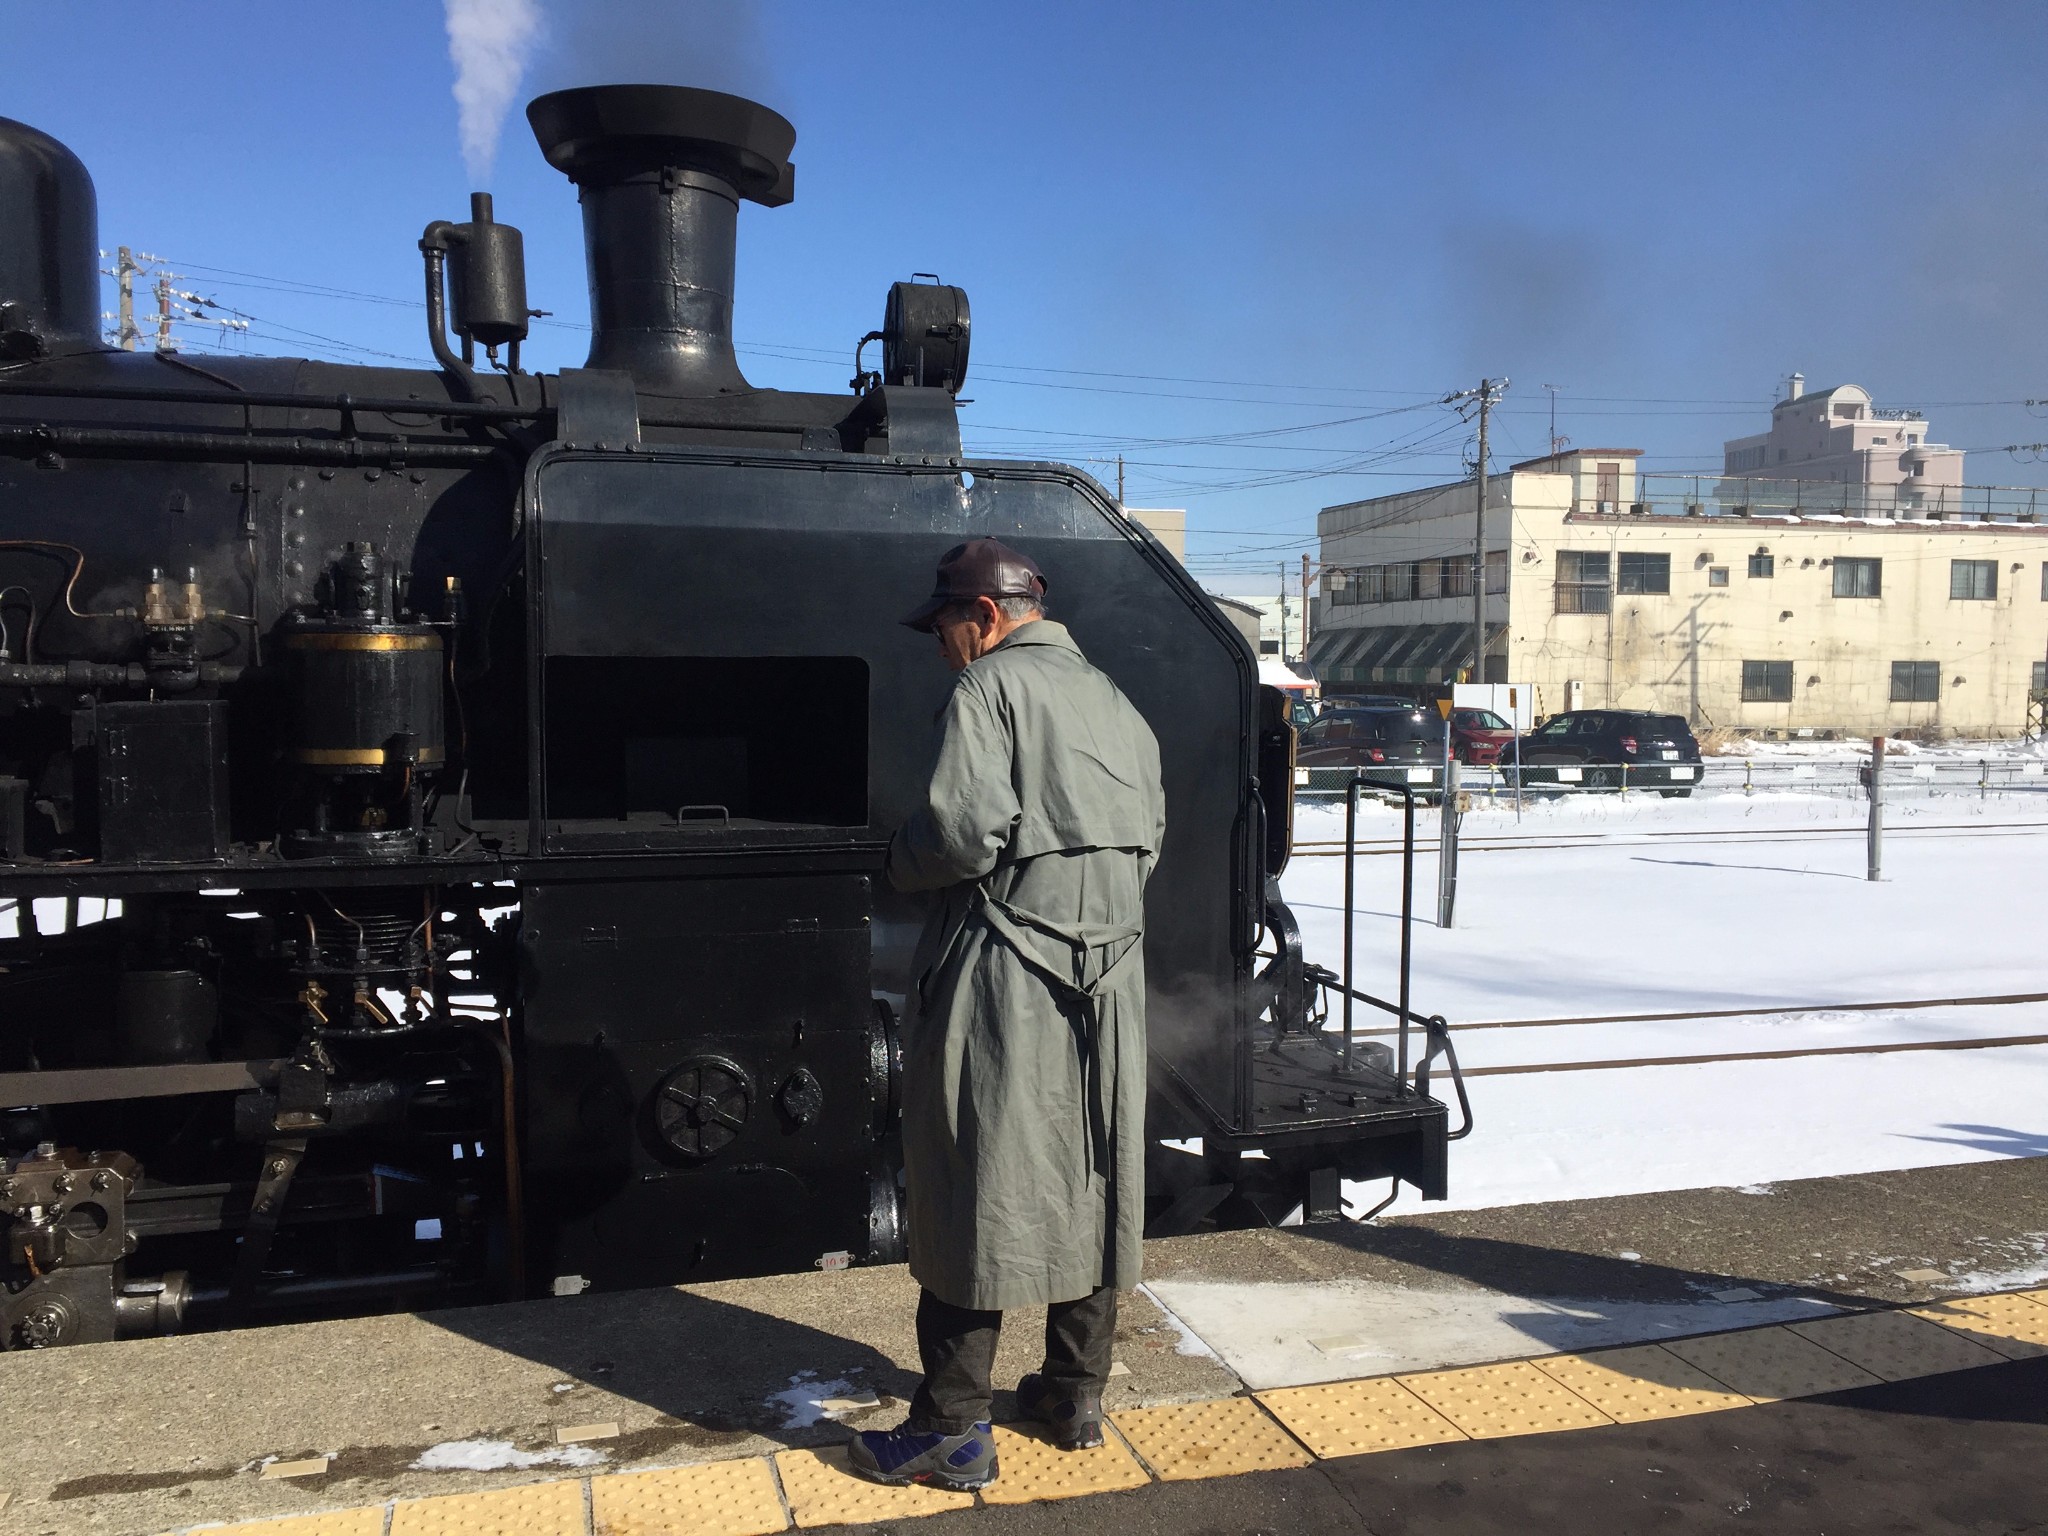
1556;767;1582;781
1670;765;1695;779
1660;750;1678;760
1294;768;1309;786
1407;768;1431;783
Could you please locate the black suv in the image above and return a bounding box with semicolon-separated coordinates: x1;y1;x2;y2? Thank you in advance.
1502;709;1703;797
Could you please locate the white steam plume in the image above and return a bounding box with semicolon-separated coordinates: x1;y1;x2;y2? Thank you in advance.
444;0;545;185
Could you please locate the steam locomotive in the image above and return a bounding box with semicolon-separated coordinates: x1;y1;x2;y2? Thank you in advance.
0;85;1453;1348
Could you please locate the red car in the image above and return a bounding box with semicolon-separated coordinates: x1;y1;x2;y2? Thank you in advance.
1448;708;1516;765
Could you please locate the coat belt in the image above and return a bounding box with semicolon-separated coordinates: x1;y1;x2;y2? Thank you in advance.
972;890;1142;1184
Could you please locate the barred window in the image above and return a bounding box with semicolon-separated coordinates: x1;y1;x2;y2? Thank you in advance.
1949;559;1997;600
1834;557;1882;598
1555;550;1611;614
1616;552;1670;594
1890;660;1939;702
1741;660;1792;702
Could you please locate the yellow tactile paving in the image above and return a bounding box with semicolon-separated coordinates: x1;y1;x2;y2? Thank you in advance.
1910;1293;2048;1360
772;1447;975;1527
2011;1288;2048;1308
1790;1310;2009;1381
1531;1345;1753;1424
978;1423;1151;1505
1256;1375;1469;1459
1109;1397;1312;1481
1664;1324;1883;1402
188;1511;387;1536
1394;1359;1614;1439
391;1476;585;1536
593;1457;788;1536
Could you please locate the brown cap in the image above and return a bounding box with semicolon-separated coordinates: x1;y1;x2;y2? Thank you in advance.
900;537;1048;632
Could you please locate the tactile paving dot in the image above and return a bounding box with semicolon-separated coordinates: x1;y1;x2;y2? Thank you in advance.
773;1447;974;1527
1108;1398;1311;1481
978;1423;1151;1505
196;1511;388;1536
1909;1294;2048;1360
391;1476;585;1536
1790;1310;2008;1381
1664;1325;1882;1402
1531;1345;1752;1424
1394;1360;1614;1439
1255;1376;1469;1459
593;1457;788;1536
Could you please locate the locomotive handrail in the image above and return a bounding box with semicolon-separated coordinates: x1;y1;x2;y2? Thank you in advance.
0;379;549;422
1342;774;1418;1086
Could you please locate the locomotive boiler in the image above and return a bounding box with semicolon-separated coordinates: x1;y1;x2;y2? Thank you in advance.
0;84;1458;1348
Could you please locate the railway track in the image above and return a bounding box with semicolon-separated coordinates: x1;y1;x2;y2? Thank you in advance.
1289;818;2048;858
1338;990;2048;1077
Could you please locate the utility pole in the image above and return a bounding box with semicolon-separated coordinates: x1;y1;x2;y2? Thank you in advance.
113;246;140;350
1445;379;1508;687
1301;553;1314;666
1472;379;1498;687
1276;562;1289;662
1116;455;1125;506
1542;382;1569;458
153;272;176;352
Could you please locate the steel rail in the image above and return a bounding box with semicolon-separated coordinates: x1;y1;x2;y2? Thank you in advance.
1459;1030;2048;1077
1288;819;2048;858
1340;990;2048;1038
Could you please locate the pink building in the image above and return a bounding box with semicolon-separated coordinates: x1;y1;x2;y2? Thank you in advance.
1721;374;1964;514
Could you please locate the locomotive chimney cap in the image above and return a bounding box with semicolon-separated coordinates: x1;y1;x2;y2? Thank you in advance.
526;85;795;207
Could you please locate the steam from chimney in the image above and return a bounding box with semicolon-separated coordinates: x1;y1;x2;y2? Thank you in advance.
443;0;545;184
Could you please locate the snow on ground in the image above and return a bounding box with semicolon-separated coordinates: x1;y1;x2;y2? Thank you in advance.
1277;791;2048;1216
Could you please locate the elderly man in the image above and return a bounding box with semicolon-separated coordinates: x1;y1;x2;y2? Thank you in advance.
849;537;1165;1491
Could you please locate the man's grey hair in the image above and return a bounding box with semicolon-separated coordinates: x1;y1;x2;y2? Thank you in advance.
991;594;1045;622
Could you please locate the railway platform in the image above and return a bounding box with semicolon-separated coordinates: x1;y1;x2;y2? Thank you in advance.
4;1155;2042;1536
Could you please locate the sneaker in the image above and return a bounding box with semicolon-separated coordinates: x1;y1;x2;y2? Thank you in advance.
846;1420;999;1490
1015;1372;1105;1450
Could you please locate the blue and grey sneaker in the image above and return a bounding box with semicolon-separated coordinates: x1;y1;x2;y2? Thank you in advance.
846;1420;999;1490
1014;1372;1105;1449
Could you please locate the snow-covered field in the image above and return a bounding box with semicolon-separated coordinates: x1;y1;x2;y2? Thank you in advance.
1279;790;2048;1216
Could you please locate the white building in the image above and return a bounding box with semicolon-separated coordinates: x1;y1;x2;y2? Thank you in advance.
1721;375;1964;514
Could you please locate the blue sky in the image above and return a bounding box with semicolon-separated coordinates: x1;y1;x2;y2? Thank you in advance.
11;2;2048;592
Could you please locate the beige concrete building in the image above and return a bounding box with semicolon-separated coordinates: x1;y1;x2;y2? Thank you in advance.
1313;449;2048;737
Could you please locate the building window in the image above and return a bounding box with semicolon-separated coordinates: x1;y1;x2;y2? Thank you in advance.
2034;660;2047;693
1890;661;1939;703
1748;552;1775;579
1833;557;1882;598
2040;561;2047;601
1707;566;1729;587
1950;560;1997;601
1384;562;1416;603
1554;550;1611;614
1258;640;1280;654
1741;660;1793;702
1872;436;1889;446
1484;549;1508;595
1616;552;1670;594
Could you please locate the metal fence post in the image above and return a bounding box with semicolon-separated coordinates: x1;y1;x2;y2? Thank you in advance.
1867;736;1884;882
1981;758;1989;802
1437;760;1461;929
1744;758;1753;796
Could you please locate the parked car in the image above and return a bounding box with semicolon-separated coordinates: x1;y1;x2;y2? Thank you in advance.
1294;706;1444;796
1502;709;1703;796
1448;707;1517;765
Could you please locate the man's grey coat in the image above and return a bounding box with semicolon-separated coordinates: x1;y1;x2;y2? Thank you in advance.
887;620;1166;1310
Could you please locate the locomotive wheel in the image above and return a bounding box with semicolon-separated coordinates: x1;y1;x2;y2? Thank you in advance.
653;1057;754;1159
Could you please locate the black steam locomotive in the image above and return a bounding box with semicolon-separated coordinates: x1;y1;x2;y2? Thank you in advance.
0;86;1455;1348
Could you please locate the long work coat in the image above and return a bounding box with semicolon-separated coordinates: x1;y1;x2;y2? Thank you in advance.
887;620;1165;1311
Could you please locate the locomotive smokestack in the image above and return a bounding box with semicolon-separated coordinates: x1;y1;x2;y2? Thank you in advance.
0;117;104;361
525;85;795;396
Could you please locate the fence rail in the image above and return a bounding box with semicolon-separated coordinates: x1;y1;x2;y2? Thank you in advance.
1299;755;2048;801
